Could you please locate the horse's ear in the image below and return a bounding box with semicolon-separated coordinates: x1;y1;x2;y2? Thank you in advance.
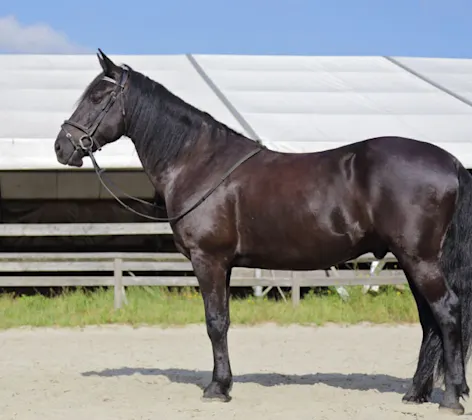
96;48;118;77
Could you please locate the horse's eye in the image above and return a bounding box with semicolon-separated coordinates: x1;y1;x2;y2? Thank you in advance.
89;93;103;104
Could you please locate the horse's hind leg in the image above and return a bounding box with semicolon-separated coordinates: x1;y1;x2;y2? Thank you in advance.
190;252;233;402
402;276;441;404
400;257;467;415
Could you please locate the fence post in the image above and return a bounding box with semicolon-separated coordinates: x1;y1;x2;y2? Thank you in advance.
114;258;123;309
292;275;300;307
253;268;263;298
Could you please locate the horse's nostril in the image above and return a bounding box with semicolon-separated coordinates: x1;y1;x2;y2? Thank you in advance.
55;143;61;152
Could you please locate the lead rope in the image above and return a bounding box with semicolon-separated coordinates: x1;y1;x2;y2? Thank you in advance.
87;146;263;223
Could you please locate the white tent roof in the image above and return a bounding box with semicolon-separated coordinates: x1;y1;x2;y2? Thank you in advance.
1;53;472;170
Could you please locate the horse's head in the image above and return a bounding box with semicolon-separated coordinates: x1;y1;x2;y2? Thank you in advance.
54;49;129;167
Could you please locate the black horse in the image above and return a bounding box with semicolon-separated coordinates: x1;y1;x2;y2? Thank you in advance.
54;49;472;415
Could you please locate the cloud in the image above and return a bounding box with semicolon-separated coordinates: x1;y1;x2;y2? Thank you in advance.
0;15;90;54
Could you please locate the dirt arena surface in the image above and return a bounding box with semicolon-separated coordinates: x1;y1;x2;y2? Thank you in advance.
1;323;471;420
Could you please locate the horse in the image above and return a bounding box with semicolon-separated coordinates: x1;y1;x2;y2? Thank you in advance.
53;49;472;415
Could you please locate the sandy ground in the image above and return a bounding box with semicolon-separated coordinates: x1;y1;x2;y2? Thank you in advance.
0;323;471;420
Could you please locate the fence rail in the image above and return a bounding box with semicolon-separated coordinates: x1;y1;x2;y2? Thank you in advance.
0;223;405;308
0;222;173;236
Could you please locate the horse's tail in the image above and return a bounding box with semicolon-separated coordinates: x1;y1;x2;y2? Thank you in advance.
435;162;472;381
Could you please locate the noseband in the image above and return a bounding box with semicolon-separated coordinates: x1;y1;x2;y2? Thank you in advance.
61;65;130;155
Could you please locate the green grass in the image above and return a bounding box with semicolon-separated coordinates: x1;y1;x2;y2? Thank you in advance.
0;285;419;329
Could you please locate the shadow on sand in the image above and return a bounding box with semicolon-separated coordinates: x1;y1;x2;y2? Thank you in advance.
82;366;445;402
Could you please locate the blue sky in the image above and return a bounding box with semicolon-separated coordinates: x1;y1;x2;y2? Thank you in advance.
0;0;471;57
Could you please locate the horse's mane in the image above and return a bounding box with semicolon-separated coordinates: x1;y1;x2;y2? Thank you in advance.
120;66;264;171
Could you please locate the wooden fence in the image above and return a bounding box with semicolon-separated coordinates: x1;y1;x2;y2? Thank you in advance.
0;223;407;308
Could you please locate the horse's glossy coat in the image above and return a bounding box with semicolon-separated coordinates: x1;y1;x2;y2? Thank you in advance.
54;50;472;415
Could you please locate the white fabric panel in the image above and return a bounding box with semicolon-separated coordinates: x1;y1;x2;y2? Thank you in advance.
394;57;472;103
0;54;248;170
2;54;472;171
194;54;472;166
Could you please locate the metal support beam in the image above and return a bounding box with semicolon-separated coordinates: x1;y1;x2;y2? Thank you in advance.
384;56;472;110
186;54;262;141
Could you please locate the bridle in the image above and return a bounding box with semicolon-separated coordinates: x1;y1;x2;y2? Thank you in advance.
60;65;264;224
61;65;130;157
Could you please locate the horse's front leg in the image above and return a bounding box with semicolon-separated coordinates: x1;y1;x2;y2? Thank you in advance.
191;252;233;402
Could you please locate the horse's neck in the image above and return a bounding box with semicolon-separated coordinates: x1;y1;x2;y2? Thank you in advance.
129;121;257;202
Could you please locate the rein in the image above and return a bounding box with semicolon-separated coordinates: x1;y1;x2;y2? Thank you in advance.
61;65;263;223
87;147;262;222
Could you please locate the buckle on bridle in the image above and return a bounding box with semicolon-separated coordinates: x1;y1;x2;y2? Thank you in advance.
78;136;96;152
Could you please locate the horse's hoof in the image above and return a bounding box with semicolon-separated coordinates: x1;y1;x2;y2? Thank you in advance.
402;398;421;405
438;402;465;416
402;393;430;405
201;382;232;403
200;394;232;403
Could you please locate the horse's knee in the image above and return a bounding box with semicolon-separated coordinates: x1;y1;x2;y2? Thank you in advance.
206;314;229;342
